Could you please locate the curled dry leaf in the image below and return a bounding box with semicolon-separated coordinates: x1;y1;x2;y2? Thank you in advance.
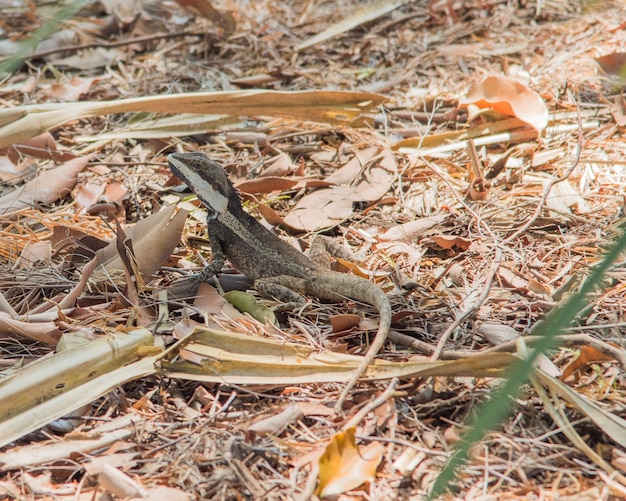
246;403;304;441
561;345;617;381
316;427;383;497
95;204;188;284
460;75;548;133
0;312;61;345
0;90;387;149
378;215;447;242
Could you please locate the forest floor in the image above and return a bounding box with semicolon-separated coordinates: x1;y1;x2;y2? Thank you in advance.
1;0;626;499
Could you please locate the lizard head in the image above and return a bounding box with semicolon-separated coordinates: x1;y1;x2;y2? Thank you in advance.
167;152;232;216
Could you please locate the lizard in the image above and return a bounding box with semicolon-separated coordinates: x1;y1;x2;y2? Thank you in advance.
167;152;391;412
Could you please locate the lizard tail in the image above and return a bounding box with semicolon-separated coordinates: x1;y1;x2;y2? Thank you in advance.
334;284;392;413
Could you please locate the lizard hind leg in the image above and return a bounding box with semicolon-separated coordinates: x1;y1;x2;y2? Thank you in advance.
254;275;309;312
308;235;363;268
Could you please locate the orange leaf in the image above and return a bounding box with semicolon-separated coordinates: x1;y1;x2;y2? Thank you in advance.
427;234;473;251
561;345;616;381
460;75;548;132
317;427;383;497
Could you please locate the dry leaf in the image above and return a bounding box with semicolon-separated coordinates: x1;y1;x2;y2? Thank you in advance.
0;90;387;149
297;0;402;51
427;234;473;251
95;204;188;283
193;283;227;316
0;156;29;183
476;323;520;344
246;403;304;441
329;314;361;333
0;155;91;214
236;177;300;194
19;241;51;267
98;463;148;499
47;76;97;102
174;0;236;34
595;52;626;84
283;148;395;232
73;182;106;212
317;427;383;497
262;153;298;177
460;75;548;132
378;215;447;242
0;312;61;345
3;132;74;163
104;180;128;204
561;346;617;381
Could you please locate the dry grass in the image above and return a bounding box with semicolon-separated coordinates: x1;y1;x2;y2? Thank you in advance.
1;0;626;499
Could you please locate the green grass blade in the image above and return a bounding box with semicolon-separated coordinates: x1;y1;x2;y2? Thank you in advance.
0;0;89;76
430;223;626;498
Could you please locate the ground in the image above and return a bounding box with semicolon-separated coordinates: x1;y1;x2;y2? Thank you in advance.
0;0;626;499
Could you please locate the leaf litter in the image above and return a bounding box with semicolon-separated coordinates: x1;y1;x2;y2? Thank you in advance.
1;0;626;499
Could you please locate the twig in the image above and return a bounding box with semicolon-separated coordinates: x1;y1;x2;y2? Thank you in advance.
430;247;502;360
342;378;399;430
505;94;584;243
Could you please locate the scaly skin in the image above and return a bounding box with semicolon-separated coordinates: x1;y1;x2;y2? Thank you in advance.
167;152;391;412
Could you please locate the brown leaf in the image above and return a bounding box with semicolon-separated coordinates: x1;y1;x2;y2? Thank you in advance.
427;234;473;251
561;346;617;381
237;177;299;194
48;77;98;102
193;283;227;316
95;205;188;284
0;313;61;345
460;75;548;132
0;157;34;183
174;0;236;34
283;148;395;232
497;265;529;290
595;52;626;84
19;241;51;268
73;182;106;212
246;404;304;441
262;153;298;177
0;155;91;214
329;314;361;333
378;215;447;242
104;180;128;204
316;427;383;497
2;132;74;163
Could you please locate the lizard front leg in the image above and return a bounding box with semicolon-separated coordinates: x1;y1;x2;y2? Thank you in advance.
196;223;226;282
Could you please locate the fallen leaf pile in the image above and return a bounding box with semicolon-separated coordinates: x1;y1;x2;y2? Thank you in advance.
1;0;626;499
